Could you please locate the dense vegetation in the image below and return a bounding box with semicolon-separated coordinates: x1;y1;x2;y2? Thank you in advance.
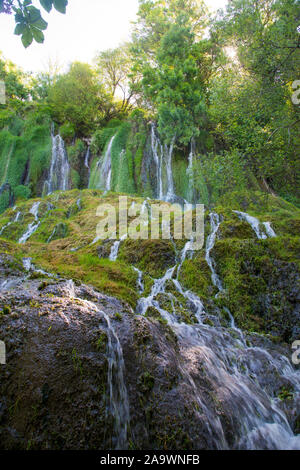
0;0;298;211
0;1;299;452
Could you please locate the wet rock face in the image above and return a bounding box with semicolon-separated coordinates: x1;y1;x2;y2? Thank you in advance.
0;258;212;450
0;278;113;450
0;255;299;451
242;257;300;342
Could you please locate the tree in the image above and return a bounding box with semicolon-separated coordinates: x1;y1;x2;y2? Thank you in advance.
48;62;112;136
0;0;68;47
0;54;29;106
95;45;133;108
131;0;212;144
209;0;300;197
215;0;300;84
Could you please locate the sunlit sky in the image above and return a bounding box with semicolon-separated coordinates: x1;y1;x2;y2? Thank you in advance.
0;0;227;73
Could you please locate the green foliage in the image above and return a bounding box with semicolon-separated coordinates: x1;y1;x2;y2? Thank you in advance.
67;139;85;167
70;169;80;189
195;150;249;205
0;54;29;108
95;44;136;115
0;188;10;213
91;127;116;155
48;62;111;136
0;0;68;48
140;20;207;144
14;184;31;200
59;122;75;143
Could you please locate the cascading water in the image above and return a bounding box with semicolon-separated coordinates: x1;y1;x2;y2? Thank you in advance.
84;146;90;169
132;267;144;294
151;123;163;200
109;234;127;262
44;133;70;195
18;202;41;244
65;280;130;450
0;210;21;236
134;213;300;449
150;124;176;203
233;211;276;240
205;213;224;292
92;135;115;193
186;138;195;204
164;138;176;203
263;221;277;238
103;309;130;449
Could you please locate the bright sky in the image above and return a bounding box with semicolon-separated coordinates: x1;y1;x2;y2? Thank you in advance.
0;0;227;73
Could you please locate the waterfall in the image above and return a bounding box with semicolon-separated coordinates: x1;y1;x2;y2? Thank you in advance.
150;124;176;202
186;138;195;203
151;123;163;200
109;234;127;262
84;146;90;169
164;138;176;203
103;309;130;449
263;221;277;238
134;234;300;450
44;133;70;195
18;202;41;244
133;267;144;294
233;211;277;240
205;213;224;292
65;280;130;449
93;135;115;192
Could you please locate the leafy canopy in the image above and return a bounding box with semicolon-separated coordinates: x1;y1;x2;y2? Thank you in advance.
0;0;68;47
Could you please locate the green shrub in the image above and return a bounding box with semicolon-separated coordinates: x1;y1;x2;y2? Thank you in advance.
60;122;75;143
14;185;31;200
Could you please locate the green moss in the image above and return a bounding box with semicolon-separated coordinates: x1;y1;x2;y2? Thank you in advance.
278;386;294;401
119;238;176;278
179;254;216;300
2;305;12;315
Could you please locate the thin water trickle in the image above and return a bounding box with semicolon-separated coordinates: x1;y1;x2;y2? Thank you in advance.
65;280;130;450
205;213;224;292
133;267;144;294
109;234;127;262
84;146;90;169
233;211;276;240
0;210;21;236
18;202;41;244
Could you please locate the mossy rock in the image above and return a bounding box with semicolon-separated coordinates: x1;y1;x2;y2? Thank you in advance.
48;223;68;243
119;239;176;278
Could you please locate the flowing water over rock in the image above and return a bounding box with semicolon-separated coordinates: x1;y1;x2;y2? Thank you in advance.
18;202;41;244
92;135;115;192
109;234;127;262
133;266;144;294
0;210;21;236
44;134;70;195
134;213;300;449
164;138;176;203
205;213;224;292
84;146;90;169
151;123;163;200
65;280;130;450
263;221;277;238
150;125;177;203
233;210;276;239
